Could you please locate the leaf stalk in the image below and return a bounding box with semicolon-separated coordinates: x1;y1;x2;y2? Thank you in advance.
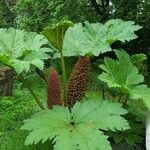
19;75;45;110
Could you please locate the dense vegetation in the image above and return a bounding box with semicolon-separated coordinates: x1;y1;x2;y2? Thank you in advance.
0;1;150;150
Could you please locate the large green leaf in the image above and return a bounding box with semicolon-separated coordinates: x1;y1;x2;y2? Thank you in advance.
72;100;129;131
42;20;73;51
0;28;52;74
21;100;129;150
99;50;144;93
60;19;141;57
99;50;150;110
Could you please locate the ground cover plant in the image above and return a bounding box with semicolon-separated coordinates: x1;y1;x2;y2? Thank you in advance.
0;19;149;150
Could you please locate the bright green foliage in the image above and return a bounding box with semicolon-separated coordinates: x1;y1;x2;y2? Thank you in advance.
130;53;147;63
42;21;73;51
61;19;141;57
0;28;52;74
21;100;129;150
99;50;144;92
99;50;150;110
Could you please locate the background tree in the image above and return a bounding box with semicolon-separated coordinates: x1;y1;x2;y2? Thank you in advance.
14;0;98;32
0;0;16;27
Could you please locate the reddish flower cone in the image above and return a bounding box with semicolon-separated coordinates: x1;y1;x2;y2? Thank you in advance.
67;56;90;107
47;68;63;109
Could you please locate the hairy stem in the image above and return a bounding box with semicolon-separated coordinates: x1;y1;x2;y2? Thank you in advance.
19;75;45;110
35;68;47;84
118;94;122;103
124;95;129;105
102;88;105;100
60;50;67;104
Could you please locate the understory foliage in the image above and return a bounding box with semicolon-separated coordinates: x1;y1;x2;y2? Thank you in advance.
21;100;129;150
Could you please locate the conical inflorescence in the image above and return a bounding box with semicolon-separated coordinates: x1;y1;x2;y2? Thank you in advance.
47;68;63;109
67;56;90;107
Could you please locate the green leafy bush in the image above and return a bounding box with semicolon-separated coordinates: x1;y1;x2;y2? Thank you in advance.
0;19;145;149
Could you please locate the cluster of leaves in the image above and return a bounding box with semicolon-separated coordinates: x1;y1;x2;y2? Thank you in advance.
0;28;52;74
22;100;129;150
20;19;143;149
0;19;145;149
99;50;150;110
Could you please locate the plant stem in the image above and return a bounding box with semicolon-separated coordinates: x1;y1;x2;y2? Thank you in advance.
60;50;67;104
19;75;45;110
102;88;105;100
118;94;122;103
35;68;47;84
84;95;88;100
124;95;129;105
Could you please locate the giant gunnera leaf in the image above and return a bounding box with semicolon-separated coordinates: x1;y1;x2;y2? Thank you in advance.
59;19;141;57
0;28;52;74
21;100;129;150
99;50;150;110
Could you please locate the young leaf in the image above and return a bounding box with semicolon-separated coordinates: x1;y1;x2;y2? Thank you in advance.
130;53;147;63
60;19;141;57
42;20;73;51
0;28;52;74
21;100;129;150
